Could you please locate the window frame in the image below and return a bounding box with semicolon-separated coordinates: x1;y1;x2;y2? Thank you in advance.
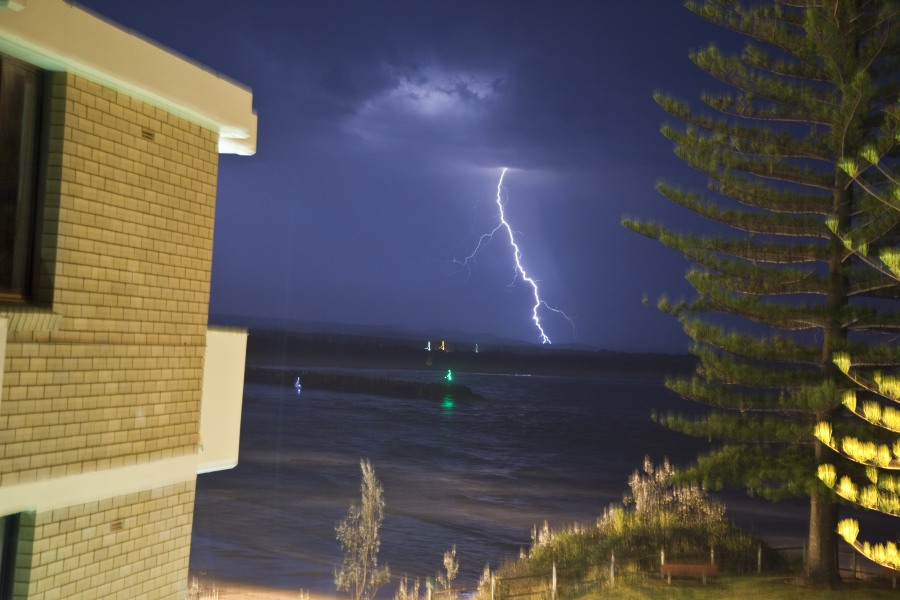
0;53;44;304
0;513;19;600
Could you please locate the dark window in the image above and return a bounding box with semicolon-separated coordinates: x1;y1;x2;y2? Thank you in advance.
0;513;18;600
0;55;42;302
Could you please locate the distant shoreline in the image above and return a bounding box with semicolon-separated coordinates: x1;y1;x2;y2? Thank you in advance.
245;367;484;401
243;328;696;380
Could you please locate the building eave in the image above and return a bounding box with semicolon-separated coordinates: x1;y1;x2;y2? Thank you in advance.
0;0;256;155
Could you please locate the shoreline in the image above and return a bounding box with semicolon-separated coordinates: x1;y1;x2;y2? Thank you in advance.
189;574;341;600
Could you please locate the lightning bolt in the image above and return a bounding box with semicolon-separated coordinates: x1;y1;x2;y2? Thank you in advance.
457;168;573;344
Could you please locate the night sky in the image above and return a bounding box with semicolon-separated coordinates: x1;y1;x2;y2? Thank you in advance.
75;1;737;352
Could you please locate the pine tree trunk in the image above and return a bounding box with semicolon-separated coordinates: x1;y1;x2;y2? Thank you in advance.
805;475;840;587
804;180;850;587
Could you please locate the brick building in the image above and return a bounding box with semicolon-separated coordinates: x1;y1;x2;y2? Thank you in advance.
0;1;256;597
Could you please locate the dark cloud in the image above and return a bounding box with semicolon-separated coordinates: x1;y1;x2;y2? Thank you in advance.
74;0;724;351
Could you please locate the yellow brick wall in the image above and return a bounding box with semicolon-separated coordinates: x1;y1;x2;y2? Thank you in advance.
14;481;195;600
0;72;220;485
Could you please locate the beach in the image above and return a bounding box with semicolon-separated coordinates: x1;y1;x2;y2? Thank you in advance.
189;574;338;600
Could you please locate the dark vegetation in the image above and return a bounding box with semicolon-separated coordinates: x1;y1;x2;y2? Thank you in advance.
621;0;900;586
480;458;785;600
244;328;696;379
475;459;900;599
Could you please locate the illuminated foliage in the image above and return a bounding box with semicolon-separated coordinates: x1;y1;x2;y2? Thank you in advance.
393;576;421;600
823;77;900;580
833;103;900;283
623;0;900;587
335;459;391;600
819;356;900;570
598;456;726;532
435;546;459;600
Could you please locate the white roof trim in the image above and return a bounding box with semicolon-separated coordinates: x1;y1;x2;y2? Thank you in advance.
0;0;256;155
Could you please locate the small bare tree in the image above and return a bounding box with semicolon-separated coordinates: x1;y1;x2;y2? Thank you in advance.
435;545;458;600
393;575;421;600
335;459;390;600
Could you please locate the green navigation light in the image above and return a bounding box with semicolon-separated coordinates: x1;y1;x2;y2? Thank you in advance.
445;369;453;382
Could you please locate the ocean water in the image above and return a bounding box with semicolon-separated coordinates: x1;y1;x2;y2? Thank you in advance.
188;369;811;592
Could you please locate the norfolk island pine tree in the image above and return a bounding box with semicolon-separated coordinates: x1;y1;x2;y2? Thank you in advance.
623;0;900;587
815;61;900;569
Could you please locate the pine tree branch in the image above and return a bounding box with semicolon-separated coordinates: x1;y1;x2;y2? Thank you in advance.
656;183;832;237
624;219;829;263
680;317;823;364
655;92;832;162
694;344;824;387
664;125;836;189
714;174;832;214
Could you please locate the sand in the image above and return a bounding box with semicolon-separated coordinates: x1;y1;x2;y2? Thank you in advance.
188;576;340;600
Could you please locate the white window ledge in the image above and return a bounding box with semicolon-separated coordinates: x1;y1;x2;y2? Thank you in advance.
198;326;248;474
0;306;61;334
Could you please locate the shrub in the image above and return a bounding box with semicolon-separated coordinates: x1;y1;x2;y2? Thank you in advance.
480;457;783;600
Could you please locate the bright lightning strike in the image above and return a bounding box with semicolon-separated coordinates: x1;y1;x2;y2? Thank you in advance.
457;168;573;344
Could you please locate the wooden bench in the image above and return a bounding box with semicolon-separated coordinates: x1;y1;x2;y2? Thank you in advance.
660;563;718;584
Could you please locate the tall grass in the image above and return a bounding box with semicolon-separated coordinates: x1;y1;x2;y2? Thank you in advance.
478;457;784;600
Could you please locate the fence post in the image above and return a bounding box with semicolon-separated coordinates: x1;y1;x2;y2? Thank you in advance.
552;561;557;600
610;551;615;587
491;575;496;600
427;578;432;600
660;549;665;567
757;543;762;574
710;546;715;565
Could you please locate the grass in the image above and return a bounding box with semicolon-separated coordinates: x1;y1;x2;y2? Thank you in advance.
487;460;900;600
572;575;900;599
